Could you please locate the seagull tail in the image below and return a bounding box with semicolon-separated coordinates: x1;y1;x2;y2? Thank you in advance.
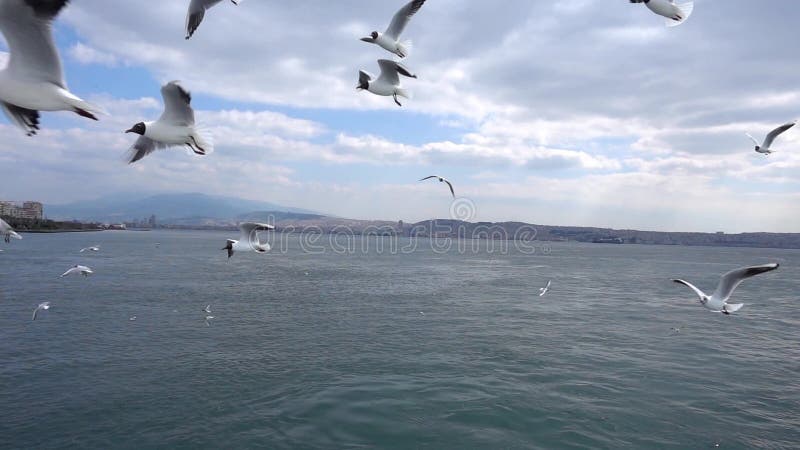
397;40;413;59
396;88;412;100
666;1;693;27
189;127;215;156
62;90;108;121
724;303;744;314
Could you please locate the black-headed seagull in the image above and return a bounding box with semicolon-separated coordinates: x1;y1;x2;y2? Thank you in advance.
186;0;243;40
79;245;100;253
125;81;213;164
222;222;274;259
746;121;795;155
0;0;104;136
357;60;417;107
360;0;427;59
629;0;694;27
60;264;93;278
419;175;455;198
673;263;779;315
539;280;552;297
32;302;50;321
0;218;22;243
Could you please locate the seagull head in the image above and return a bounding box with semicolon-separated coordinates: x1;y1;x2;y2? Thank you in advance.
125;122;146;136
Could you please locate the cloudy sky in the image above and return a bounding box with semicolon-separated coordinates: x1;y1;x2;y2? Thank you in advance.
2;0;800;232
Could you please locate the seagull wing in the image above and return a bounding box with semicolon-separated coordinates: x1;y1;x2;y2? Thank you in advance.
385;0;426;40
377;60;417;86
0;0;68;87
419;175;438;181
711;263;779;302
744;132;760;147
127;135;168;164
359;70;373;86
0;102;40;136
672;279;706;301
762;121;796;149
443;179;455;198
186;0;225;39
60;268;75;277
159;81;195;126
32;306;39;320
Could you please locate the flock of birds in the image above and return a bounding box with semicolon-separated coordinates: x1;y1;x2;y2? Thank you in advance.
0;0;789;322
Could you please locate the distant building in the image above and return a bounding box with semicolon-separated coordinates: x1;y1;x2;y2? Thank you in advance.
0;201;44;220
149;214;157;228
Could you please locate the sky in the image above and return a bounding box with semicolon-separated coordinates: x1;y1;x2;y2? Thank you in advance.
1;0;800;232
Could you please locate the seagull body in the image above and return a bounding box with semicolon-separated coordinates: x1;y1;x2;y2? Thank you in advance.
357;60;417;106
361;0;427;59
746;121;795;155
539;280;552;297
629;0;694;27
203;305;211;313
0;218;22;243
60;264;93;278
129;316;137;321
186;0;242;39
673;263;779;314
419;175;455;198
125;81;213;163
223;222;274;258
32;302;50;321
79;245;100;253
0;0;103;136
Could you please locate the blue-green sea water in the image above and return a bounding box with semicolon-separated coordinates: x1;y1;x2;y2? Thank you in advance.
1;230;798;449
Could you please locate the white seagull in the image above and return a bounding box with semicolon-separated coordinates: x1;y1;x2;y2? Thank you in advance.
360;0;427;59
673;263;779;315
125;81;213;164
0;218;22;243
539;280;552;297
419;175;455;198
32;302;50;321
60;264;93;278
186;0;243;40
203;305;211;313
205;315;214;326
746;121;796;155
629;0;694;27
0;0;103;136
222;222;274;259
79;245;100;253
357;59;417;107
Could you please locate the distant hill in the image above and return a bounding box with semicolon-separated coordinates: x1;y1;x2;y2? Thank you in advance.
46;193;321;223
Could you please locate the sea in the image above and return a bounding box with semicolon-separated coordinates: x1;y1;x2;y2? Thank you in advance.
1;230;798;449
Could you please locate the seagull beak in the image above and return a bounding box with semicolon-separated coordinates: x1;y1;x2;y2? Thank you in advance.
360;37;374;43
125;127;135;133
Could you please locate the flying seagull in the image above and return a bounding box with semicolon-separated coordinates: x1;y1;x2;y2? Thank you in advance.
0;0;104;136
203;305;211;313
222;222;274;259
357;59;417;107
205;315;214;326
672;263;779;314
0;218;22;243
79;245;100;253
629;0;694;27
60;264;93;278
361;0;427;59
186;0;243;39
125;81;213;164
32;302;50;321
539;280;552;297
746;121;796;155
419;175;455;198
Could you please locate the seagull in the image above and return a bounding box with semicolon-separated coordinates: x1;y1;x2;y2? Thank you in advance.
79;245;100;253
222;222;274;259
203;305;211;313
60;264;93;278
419;175;455;198
629;0;694;27
746;121;796;155
0;218;22;243
125;81;213;164
360;0;427;59
0;0;104;136
186;0;242;39
357;59;417;107
32;302;50;321
672;263;779;315
129;316;137;321
539;280;552;297
205;315;214;326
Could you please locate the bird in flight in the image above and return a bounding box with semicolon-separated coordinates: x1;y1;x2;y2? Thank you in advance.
420;175;455;198
746;121;796;155
361;0;427;59
672;263;779;314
